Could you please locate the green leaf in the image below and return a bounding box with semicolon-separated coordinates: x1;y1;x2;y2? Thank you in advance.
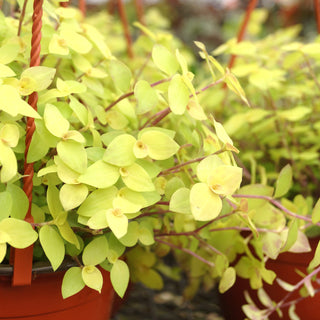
312;198;320;224
6;184;28;219
82;236;109;266
62;267;85;299
308;240;320;270
0;141;17;183
69;96;88;126
281;219;298;253
59;184;88;211
0;64;15;77
0;123;19;148
278;106;311;122
169;188;191;214
49;34;69;55
82;265;103;293
60;28;92;54
57;140;87;174
39;225;65;271
109;60;132;92
82;23;112;59
57;221;79;248
190;183;222;221
274;164;292;198
140;130;179;160
87;211;108;230
27;131;49;163
196;155;224;183
119;221;139;247
56;78;86;95
0;85;41;118
47;185;64;219
19;66;55;95
113;187;146;213
140;268;163;290
152;44;179;75
0;243;6;263
187;99;207;120
0;191;12;220
207;165;242;196
111;260;130;298
44;104;69;138
219;267;236;293
78;160;119;188
78;187;117;217
138;221;155;246
103;134;136;167
225;70;249;106
134;80;158;114
106;208;128;239
168;74;189;115
0;218;38;248
120;163;155;192
54;156;80;184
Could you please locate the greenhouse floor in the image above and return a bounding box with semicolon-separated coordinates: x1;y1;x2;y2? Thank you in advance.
110;278;226;320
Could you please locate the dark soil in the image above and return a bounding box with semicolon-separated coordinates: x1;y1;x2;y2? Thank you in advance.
111;279;226;320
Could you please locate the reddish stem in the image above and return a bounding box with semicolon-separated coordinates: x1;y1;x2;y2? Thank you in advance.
79;0;86;17
227;0;258;69
314;0;320;34
134;0;145;25
117;0;134;59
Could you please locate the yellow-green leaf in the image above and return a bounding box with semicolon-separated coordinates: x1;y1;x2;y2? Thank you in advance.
207;165;242;196
109;60;132;92
0;141;17;183
39;225;65;271
60;28;92;54
106;208;128;239
0;218;38;248
190;183;222;221
82;236;108;266
219;267;236;293
169;188;191;214
57;140;87;174
82;265;103;293
152;44;179;75
44;104;69;138
103;134;136;167
134;80;158;114
140;130;179;160
78;187;117;217
78;160;120;188
168;74;189;115
120;163;155;192
59;184;88;211
274;164;292;198
111;260;130;298
62;267;85;298
19;66;55;95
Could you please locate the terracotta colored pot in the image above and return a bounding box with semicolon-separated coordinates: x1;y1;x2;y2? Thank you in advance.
0;263;115;320
220;238;320;320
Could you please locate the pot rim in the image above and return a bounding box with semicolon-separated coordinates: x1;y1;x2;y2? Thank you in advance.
0;259;77;276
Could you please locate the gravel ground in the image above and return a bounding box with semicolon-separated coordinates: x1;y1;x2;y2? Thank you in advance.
111;279;226;320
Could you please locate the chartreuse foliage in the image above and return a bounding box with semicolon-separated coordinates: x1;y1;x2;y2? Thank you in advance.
3;4;320;317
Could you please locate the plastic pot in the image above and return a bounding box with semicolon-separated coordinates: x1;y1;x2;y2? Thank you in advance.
220;238;320;320
0;262;115;320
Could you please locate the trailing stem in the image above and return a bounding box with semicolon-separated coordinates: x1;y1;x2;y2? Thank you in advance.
227;0;258;69
117;0;134;59
314;0;320;34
